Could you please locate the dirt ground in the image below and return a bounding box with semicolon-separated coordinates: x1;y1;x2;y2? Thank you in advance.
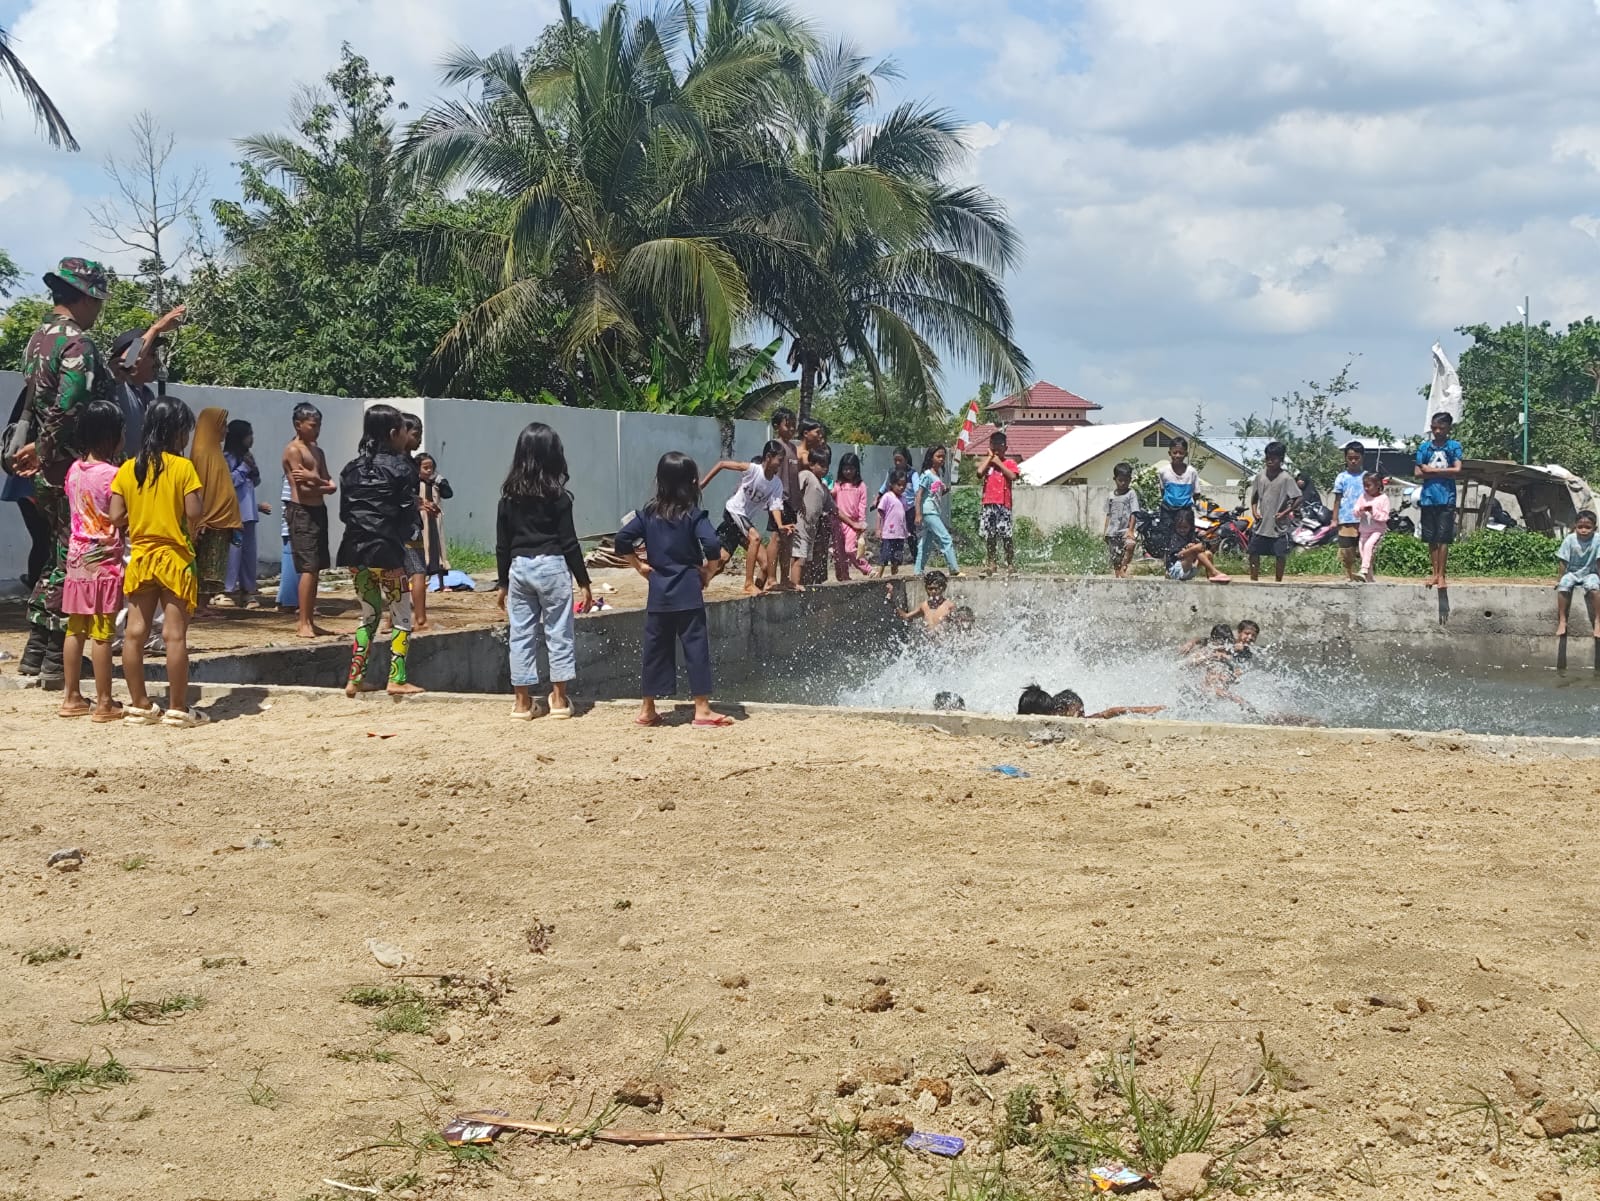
1;689;1598;1201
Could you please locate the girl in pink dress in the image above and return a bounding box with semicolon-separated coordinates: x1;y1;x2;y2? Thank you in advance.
59;398;127;721
830;453;872;579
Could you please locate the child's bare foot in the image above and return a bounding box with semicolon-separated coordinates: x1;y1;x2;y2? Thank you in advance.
387;682;425;697
344;680;384;698
412;621;431;633
57;696;91;718
1557;621;1569;637
296;624;325;639
742;584;761;596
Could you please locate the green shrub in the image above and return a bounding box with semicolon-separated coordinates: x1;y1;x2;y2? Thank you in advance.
1452;529;1559;576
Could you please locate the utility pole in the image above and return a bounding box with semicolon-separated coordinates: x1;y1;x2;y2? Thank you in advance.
1522;295;1530;465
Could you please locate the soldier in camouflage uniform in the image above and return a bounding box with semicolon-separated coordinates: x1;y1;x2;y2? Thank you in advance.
12;258;112;680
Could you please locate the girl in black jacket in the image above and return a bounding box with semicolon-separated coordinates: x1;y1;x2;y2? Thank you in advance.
336;404;423;697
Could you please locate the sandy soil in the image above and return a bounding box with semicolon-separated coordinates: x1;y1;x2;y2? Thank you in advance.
1;688;1598;1201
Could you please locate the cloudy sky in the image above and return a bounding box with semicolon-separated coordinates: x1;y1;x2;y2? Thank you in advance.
5;0;1600;433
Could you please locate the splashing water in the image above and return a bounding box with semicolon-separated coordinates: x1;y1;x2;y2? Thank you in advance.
752;591;1600;738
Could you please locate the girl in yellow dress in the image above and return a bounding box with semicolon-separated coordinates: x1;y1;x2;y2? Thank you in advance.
109;395;207;727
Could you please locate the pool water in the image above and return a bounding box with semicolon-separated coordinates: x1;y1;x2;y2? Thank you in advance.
739;614;1600;739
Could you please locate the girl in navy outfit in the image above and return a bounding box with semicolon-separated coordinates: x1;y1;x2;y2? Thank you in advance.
615;451;731;727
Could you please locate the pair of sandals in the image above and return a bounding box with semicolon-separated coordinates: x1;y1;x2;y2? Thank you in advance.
124;705;210;728
510;696;572;721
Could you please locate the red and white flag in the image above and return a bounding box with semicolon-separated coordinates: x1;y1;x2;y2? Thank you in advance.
952;399;980;465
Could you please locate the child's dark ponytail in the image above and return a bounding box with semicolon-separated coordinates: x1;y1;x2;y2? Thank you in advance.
359;404;403;460
134;395;196;487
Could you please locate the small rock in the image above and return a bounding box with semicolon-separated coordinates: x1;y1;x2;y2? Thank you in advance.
720;973;749;989
1415;995;1434;1013
836;1073;862;1097
364;938;409;968
1333;998;1352;1014
1504;1066;1546;1100
433;1030;451;1045
1534;1100;1596;1138
963;1043;1006;1075
914;1089;938;1116
1367;993;1407;1010
715;1150;744;1167
179;904;198;917
658;799;676;811
857;986;895;1013
616;1078;664;1113
1068;995;1090;1012
445;1025;465;1045
710;1041;727;1055
1025;1014;1078;1049
539;1012;562;1026
1159;1152;1214;1200
859;1113;914;1142
527;1063;574;1084
913;1077;951;1108
1534;1188;1562;1201
617;935;642;952
1383;1021;1411;1033
1521;1115;1546;1140
966;977;994;993
47;848;85;870
1375;1102;1420;1145
867;1059;910;1085
1087;779;1110;796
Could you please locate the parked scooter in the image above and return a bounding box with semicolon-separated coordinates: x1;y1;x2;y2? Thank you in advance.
1289;495;1338;548
1387;487;1418;537
1484;498;1518;532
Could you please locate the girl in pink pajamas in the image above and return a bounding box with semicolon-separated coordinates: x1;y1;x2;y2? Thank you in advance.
1353;472;1391;582
831;453;873;579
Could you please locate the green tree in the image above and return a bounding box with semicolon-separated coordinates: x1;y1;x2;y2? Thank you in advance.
0;248;20;297
403;0;814;395
812;361;954;447
760;44;1029;419
1231;361;1392;486
1;25;78;149
182;46;466;397
1457;317;1600;480
0;295;48;369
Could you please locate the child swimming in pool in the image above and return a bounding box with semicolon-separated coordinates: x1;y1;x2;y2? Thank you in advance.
892;569;955;628
1016;684;1164;720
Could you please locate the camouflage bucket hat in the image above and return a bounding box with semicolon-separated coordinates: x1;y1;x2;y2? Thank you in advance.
42;256;112;302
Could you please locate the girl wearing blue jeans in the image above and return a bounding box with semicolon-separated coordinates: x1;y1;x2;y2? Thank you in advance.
914;445;960;575
496;422;593;720
616;451;731;728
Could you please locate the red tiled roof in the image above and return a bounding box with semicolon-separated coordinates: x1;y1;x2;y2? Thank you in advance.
966;421;1090;460
989;381;1102;413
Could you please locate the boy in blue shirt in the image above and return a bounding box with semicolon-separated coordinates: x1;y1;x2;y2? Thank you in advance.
1331;441;1366;582
1415;412;1463;589
1156;438;1200;562
1555;509;1600;638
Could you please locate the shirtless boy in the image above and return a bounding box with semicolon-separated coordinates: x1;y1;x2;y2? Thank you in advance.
282;403;336;637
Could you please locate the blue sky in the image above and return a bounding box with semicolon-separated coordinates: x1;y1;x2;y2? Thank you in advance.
6;0;1600;435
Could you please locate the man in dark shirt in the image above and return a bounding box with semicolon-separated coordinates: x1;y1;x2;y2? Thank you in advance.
106;309;184;454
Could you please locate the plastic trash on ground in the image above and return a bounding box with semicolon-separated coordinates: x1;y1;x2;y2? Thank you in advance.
1088;1162;1150;1192
904;1132;964;1157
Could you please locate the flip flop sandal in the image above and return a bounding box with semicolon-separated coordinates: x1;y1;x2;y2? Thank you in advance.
90;706;125;724
123;704;164;726
509;708;536;721
692;715;734;728
547;697;573;720
634;714;662;727
57;706;92;719
162;708;211;728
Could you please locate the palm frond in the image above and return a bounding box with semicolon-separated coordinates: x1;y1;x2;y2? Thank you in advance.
0;32;78;150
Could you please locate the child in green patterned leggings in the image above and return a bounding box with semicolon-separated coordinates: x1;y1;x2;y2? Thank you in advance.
335;404;424;698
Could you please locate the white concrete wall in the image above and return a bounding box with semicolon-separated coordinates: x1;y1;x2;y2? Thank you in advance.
0;372;917;590
1011;484;1119;534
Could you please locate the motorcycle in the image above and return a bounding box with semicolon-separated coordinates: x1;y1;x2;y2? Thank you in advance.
1212;505;1254;555
1484;498;1518;532
1289;496;1338;548
1386;486;1418;537
1133;507;1171;560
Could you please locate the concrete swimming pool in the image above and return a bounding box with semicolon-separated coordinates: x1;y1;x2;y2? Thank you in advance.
166;575;1599;740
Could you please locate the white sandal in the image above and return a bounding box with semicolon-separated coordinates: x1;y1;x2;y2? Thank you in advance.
162;707;210;728
546;694;573;720
122;704;163;726
509;707;536;721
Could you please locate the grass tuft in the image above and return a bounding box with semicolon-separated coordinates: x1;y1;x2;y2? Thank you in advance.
9;1052;131;1101
242;1069;279;1109
329;1046;398;1064
83;984;205;1025
118;855;149;871
20;943;78;966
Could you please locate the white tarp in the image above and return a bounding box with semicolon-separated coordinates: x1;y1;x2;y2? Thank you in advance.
1424;342;1463;431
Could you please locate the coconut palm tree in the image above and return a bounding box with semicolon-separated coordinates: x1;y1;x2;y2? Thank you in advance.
402;0;814;389
1;25;78;150
757;44;1029;419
